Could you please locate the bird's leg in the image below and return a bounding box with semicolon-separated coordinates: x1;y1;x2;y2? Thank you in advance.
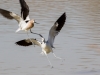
26;31;35;47
42;50;53;68
30;29;43;38
52;53;62;60
46;54;53;68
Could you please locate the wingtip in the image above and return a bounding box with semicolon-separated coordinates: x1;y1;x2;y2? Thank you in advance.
56;12;66;23
63;12;66;18
15;41;22;46
15;41;28;46
15;39;33;46
63;12;66;15
55;12;66;31
61;12;66;19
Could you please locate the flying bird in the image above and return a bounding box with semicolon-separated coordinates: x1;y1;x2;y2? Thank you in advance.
0;0;40;45
0;0;39;35
19;0;39;45
0;8;33;33
16;12;66;68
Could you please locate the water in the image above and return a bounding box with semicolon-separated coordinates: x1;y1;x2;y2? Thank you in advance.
0;0;100;75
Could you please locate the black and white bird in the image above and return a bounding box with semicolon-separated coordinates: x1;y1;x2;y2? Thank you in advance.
16;12;66;68
0;0;39;37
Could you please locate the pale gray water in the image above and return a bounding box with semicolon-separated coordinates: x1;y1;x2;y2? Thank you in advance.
0;0;100;75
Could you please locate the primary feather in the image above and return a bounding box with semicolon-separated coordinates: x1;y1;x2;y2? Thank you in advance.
47;12;66;47
0;8;23;23
19;0;29;20
0;8;14;19
16;38;41;46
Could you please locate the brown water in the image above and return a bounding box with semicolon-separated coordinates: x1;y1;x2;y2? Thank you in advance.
0;0;100;75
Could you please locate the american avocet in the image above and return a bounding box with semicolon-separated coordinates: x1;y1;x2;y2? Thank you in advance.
0;0;40;46
16;12;66;68
0;9;39;35
19;0;39;29
19;0;39;45
0;0;39;36
0;8;39;46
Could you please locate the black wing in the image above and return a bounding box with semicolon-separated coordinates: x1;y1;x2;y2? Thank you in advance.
16;38;41;46
0;8;22;23
19;0;29;20
55;12;66;31
0;8;13;19
47;12;66;47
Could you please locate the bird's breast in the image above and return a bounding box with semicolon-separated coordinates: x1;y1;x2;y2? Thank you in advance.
19;21;26;28
42;43;52;54
26;21;34;30
21;21;34;30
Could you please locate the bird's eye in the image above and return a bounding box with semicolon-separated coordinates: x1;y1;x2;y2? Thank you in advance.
25;20;29;23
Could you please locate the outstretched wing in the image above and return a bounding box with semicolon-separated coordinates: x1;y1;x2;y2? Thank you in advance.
16;38;41;46
0;8;23;23
47;12;66;47
19;0;29;20
0;8;13;19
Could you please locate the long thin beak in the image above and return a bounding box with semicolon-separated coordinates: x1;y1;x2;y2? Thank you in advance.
34;21;39;24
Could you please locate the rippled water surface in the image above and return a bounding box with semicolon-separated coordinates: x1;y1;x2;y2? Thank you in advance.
0;0;100;75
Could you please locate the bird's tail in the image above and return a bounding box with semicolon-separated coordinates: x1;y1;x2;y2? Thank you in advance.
16;28;21;32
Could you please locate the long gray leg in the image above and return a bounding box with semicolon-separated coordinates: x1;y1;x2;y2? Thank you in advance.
52;53;62;59
26;31;35;47
30;29;43;38
43;51;53;68
46;54;53;68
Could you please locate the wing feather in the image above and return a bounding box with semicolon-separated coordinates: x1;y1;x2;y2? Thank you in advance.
16;38;41;46
47;12;66;47
0;8;23;23
19;0;29;20
0;8;13;19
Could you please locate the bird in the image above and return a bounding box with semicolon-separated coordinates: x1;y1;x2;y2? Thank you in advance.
16;12;66;68
19;0;39;45
19;0;39;34
0;0;39;35
0;8;33;33
0;0;40;45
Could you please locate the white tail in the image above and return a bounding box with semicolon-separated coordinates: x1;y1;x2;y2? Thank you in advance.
16;28;21;32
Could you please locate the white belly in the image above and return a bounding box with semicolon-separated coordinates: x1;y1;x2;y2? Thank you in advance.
19;21;27;29
42;43;52;54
